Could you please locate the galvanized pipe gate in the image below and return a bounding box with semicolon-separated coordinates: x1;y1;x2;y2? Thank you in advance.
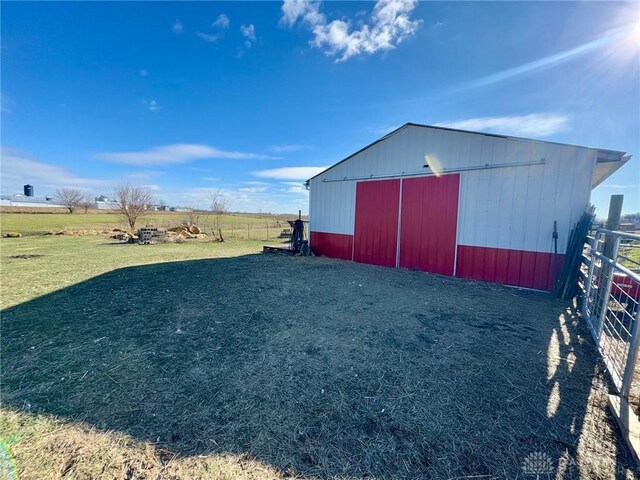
580;229;640;399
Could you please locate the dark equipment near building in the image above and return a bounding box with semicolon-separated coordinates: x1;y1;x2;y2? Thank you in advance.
290;218;305;252
263;210;310;255
23;184;34;197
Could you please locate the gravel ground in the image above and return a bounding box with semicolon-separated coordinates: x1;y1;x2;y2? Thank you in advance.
2;253;638;479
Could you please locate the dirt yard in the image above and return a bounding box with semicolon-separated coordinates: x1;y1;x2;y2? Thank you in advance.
1;252;638;479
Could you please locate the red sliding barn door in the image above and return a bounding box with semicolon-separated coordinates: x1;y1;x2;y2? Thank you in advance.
353;179;400;267
399;174;460;276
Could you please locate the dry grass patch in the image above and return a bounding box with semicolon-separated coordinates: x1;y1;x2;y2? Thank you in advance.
1;240;639;478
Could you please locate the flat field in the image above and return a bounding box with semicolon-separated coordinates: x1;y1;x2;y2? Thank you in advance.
0;210;300;240
0;216;638;479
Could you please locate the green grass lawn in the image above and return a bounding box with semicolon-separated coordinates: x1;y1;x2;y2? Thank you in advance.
1;233;283;479
0;211;301;240
1;217;635;479
0;235;265;309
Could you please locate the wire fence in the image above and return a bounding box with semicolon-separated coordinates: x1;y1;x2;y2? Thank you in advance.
579;229;640;400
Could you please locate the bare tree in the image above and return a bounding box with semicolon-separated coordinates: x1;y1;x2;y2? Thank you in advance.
185;207;200;226
79;193;94;213
210;189;231;241
112;184;154;230
55;188;84;213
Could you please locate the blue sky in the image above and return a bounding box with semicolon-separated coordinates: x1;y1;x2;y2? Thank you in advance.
2;1;639;214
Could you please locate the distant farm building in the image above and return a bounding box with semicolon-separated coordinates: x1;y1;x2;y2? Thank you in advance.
307;123;629;291
94;195;117;210
0;184;64;208
0;194;62;208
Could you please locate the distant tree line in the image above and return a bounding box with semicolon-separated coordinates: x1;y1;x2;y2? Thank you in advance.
56;185;236;233
622;212;640;225
55;188;93;214
56;185;155;230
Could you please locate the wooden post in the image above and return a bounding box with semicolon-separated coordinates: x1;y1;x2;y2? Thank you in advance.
247;223;250;239
603;194;623;259
266;221;269;240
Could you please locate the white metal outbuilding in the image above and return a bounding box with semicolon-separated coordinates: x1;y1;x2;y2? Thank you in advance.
306;123;629;290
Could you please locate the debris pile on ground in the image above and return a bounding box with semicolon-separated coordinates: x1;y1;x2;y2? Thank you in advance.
110;231;138;243
3;232;22;238
51;229;114;236
166;225;207;240
108;224;209;244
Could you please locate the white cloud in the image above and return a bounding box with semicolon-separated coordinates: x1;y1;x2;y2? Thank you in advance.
98;144;278;166
147;100;160;112
437;113;570;138
196;32;220;43
281;183;309;194
172;20;184;34
239;186;269;193
125;170;165;181
241;181;271;186
240;23;256;41
1;148;111;194
253;166;328;180
280;0;421;61
199;14;230;43
269;144;313;153
240;24;256;48
139;69;148;76
599;184;637;189
202;176;221;181
165;186;307;214
213;14;230;29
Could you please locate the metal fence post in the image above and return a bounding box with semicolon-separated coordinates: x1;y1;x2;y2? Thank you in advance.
621;307;640;399
583;235;597;320
596;236;621;340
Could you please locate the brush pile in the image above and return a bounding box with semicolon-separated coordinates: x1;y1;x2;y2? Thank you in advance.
167;225;206;239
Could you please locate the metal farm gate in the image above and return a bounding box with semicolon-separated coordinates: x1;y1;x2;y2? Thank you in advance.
580;229;640;399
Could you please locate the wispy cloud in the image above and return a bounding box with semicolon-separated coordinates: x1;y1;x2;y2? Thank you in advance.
1;148;111;193
240;24;256;48
125;170;165;181
139;69;148;76
269;144;313;153
241;181;271;186
202;176;221;181
437;113;570;138
280;181;309;194
198;14;230;43
98;144;279;166
239;186;269;193
213;14;230;29
196;32;221;43
464;24;636;90
172;20;184;34
146;100;160;112
599;184;638;189
280;0;421;62
253;166;328;180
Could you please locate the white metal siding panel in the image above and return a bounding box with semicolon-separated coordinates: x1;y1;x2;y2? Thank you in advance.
310;125;598;254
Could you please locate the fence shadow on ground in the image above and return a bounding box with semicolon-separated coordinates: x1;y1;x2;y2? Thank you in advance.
1;254;637;478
